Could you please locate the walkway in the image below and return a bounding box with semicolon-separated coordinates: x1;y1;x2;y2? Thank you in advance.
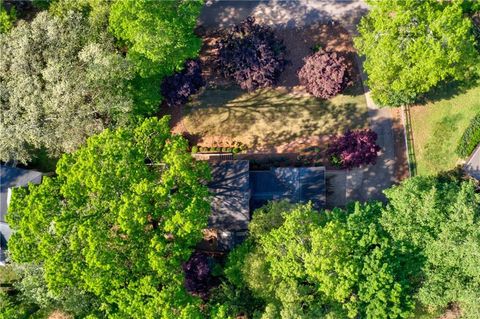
199;0;403;203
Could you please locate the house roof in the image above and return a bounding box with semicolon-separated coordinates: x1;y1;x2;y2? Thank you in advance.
250;167;326;210
0;165;43;249
208;160;250;231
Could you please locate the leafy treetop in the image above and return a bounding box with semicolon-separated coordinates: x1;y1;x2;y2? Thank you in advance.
7;116;211;318
355;0;479;106
109;0;203;77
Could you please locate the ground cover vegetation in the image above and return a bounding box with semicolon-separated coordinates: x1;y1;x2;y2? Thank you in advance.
410;82;480;175
355;0;479;106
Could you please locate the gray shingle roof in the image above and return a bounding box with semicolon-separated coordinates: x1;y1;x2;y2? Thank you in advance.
208;160;250;231
250;167;326;210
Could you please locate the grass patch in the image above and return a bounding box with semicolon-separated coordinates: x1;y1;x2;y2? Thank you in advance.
182;82;368;151
410;82;480;175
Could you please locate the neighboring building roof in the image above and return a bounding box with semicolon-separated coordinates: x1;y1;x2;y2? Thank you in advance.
250;167;326;210
465;144;480;180
0;165;43;251
207;160;250;231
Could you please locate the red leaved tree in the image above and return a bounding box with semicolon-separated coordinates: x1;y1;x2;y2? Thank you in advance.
215;17;286;91
327;129;381;169
298;51;349;99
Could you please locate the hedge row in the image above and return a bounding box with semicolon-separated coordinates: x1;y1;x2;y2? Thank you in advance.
456;113;480;158
191;146;243;154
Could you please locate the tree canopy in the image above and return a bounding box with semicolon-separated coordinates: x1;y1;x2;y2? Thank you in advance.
109;0;203;77
214;201;415;319
7;116;212;318
0;11;135;164
355;0;479;106
382;173;480;318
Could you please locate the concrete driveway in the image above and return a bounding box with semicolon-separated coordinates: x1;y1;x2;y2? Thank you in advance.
199;0;368;32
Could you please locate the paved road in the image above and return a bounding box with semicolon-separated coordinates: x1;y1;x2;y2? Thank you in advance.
200;0;400;203
465;145;480;180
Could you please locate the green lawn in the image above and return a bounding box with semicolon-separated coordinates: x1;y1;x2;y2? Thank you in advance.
182;82;368;152
410;82;480;176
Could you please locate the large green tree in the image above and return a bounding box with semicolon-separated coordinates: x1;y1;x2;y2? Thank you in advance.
109;0;203;78
216;201;415;319
355;0;479;106
382;174;480;318
7;116;211;318
0;11;135;164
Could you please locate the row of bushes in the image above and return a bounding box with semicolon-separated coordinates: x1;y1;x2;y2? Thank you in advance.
191;146;244;154
456;113;480;157
215;17;349;99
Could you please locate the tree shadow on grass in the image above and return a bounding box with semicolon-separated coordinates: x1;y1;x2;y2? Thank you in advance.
422;113;464;174
416;77;479;106
183;87;368;151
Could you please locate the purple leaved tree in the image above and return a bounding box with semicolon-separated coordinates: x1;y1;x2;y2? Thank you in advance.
327;129;381;169
182;251;212;299
161;59;205;107
215;16;286;91
298;51;349;99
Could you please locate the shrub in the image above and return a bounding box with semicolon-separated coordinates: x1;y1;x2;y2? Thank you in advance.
232;147;240;154
298;51;349;99
327;129;381;169
456;113;480;157
183;252;212;299
191;146;199;154
0;1;16;34
215;16;286;91
161;59;205;107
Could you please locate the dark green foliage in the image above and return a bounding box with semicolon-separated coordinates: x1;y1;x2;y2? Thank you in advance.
456;112;480;158
216;17;286;91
